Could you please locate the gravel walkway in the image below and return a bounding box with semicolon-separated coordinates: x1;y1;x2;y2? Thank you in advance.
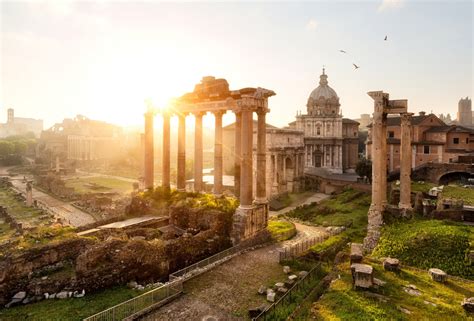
141;224;327;321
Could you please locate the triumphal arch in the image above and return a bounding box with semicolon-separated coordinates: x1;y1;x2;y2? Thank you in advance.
143;76;276;244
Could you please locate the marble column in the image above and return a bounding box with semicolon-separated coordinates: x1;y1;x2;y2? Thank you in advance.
177;114;186;191
162;111;171;191
214;111;224;195
240;108;253;206
256;109;267;203
370;113;384;211
144;110;154;189
194;112;204;192
234;111;242;197
381;117;388;206
399;113;413;211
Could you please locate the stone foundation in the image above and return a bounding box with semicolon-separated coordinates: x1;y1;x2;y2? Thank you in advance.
231;203;268;245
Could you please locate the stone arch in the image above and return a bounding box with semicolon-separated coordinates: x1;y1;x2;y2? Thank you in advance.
438;171;473;185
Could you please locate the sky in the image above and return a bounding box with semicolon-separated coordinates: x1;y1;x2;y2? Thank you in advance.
0;0;472;130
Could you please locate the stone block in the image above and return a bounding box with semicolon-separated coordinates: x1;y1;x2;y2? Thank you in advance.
461;297;474;313
257;285;266;295
298;271;308;278
383;257;400;271
429;268;447;283
283;266;291;274
288;274;298;281
350;243;363;264
351;263;373;289
266;291;276;302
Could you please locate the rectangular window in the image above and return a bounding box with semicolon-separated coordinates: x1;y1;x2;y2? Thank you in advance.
388;131;395;138
424;145;430;154
453;138;459;144
466;138;469;144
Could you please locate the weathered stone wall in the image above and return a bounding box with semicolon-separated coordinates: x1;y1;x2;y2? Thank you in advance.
0;206;234;306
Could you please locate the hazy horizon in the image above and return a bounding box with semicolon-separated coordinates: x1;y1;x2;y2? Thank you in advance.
1;0;472;130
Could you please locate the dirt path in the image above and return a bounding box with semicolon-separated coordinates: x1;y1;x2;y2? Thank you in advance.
8;176;96;227
141;223;327;321
269;192;329;217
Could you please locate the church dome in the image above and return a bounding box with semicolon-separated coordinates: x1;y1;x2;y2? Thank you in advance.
306;69;340;116
308;69;338;101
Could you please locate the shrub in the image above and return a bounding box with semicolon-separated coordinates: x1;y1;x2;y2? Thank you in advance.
372;219;473;279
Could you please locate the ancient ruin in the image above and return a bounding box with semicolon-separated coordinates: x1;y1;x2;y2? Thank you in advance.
363;91;413;251
143;76;275;244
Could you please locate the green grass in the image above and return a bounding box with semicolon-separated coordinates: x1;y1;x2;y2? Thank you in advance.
410;181;436;193
0;186;50;232
65;177;133;194
0;286;143;321
312;259;474;321
267;219;296;241
285;189;371;254
372;218;474;279
442;185;474;206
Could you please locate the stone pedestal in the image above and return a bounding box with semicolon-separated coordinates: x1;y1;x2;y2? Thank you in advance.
429;268;447;283
383;257;400;271
351;263;374;289
350;243;363;264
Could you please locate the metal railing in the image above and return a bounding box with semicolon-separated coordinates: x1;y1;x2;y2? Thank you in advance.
253;262;322;321
83;280;183;321
169;246;238;282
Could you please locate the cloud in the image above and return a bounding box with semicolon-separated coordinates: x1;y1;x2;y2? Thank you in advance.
378;0;405;12
306;19;318;31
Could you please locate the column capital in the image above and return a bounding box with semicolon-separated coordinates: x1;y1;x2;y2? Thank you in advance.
400;112;414;123
193;111;206;118
213;110;225;117
257;107;270;116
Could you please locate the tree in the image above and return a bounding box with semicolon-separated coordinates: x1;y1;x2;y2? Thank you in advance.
0;141;14;156
356;157;372;183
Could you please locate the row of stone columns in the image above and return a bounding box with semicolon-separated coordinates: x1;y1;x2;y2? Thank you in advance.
143;107;268;206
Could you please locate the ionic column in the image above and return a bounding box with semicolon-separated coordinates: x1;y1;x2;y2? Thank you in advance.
256;109;267;202
144;109;154;189
399;113;413;210
177;114;186;191
162;111;171;191
240;108;253;206
381;117;388;206
194;112;204;192
234;111;242;197
214;111;224;195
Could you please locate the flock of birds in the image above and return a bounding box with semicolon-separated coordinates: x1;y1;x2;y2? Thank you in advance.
339;35;388;70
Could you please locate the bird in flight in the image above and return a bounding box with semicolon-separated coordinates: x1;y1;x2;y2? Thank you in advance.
384;35;388;41
353;63;360;69
339;49;347;53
